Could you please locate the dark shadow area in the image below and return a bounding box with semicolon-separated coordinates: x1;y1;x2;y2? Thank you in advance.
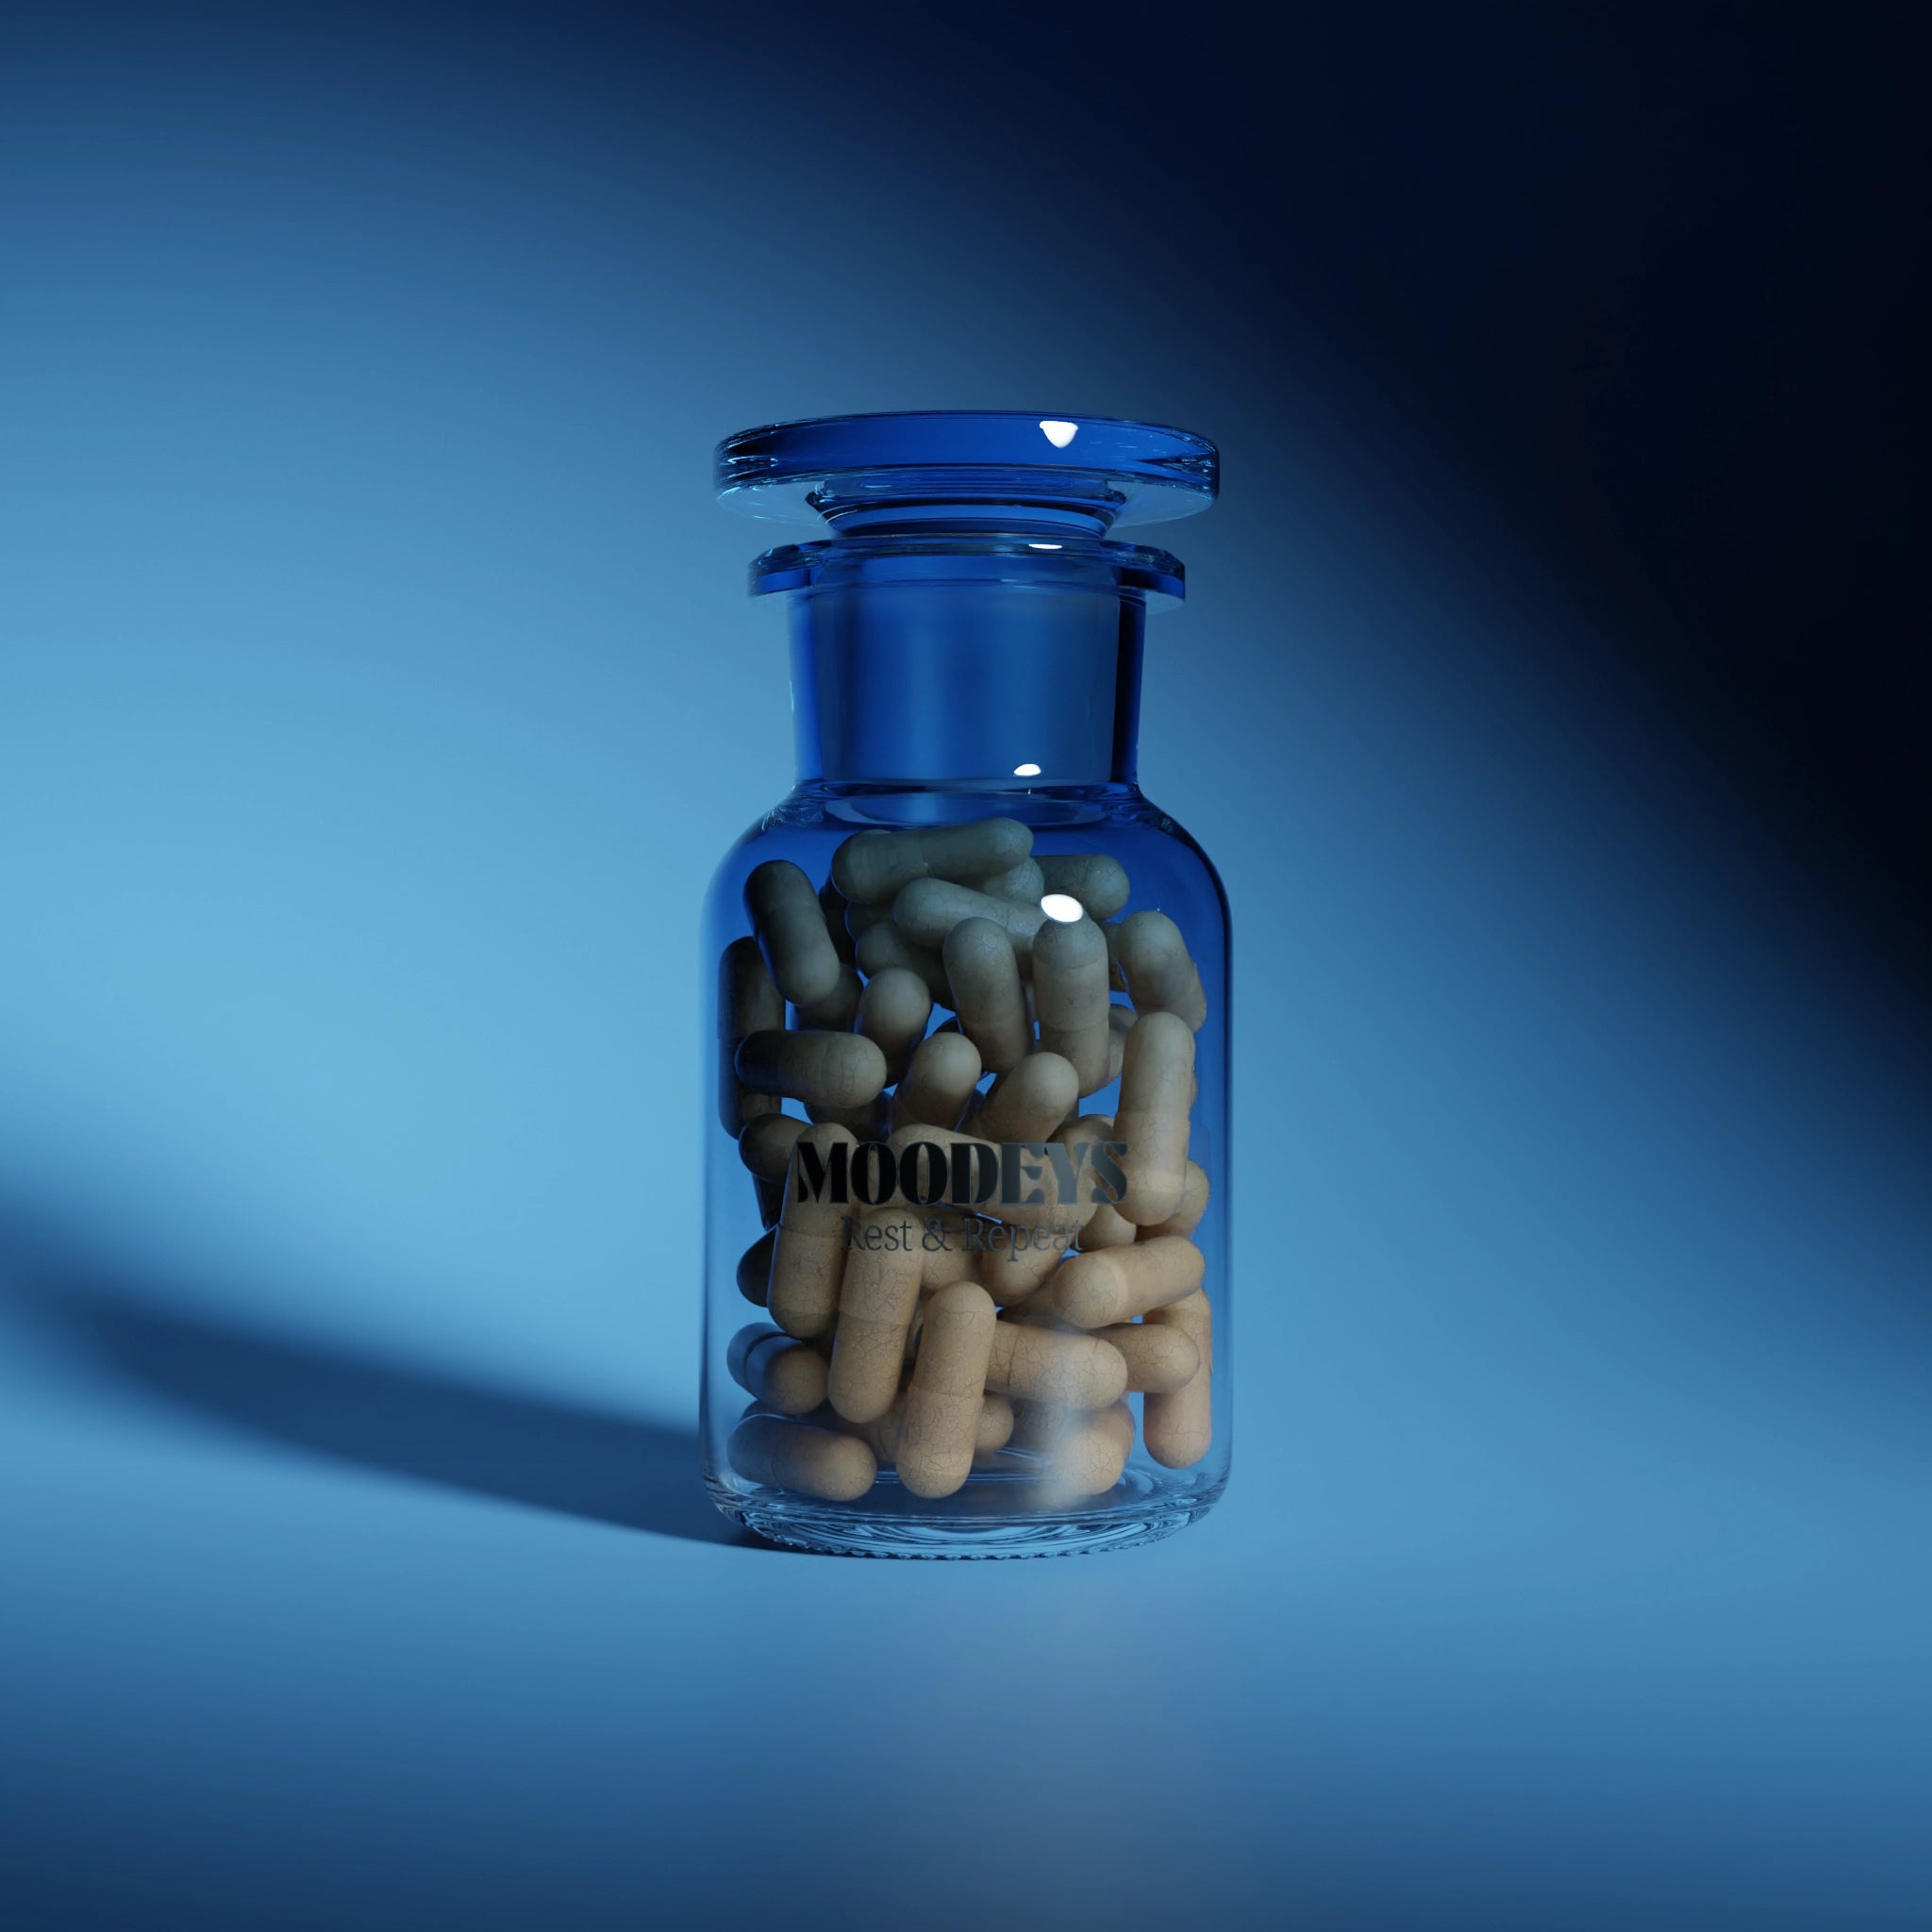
0;1214;768;1549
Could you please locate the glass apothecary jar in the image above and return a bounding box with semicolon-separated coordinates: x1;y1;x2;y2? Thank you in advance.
700;411;1229;1557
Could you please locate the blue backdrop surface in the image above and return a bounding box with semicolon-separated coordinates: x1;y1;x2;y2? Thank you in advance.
2;7;1927;1927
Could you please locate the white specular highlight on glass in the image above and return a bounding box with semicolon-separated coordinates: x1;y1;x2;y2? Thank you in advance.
1013;761;1041;776
1038;420;1078;448
1039;892;1085;924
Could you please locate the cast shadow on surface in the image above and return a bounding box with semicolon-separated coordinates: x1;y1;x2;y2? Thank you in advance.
0;1214;772;1550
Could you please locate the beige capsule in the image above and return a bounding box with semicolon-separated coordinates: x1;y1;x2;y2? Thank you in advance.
1114;1010;1193;1225
941;917;1032;1074
1008;1399;1136;1501
1141;1159;1210;1240
1037;854;1131;922
744;859;843;1008
1028;1234;1204;1328
855;921;953;1005
739;1112;807;1185
1143;1288;1213;1469
883;1124;1099;1236
889;1030;983;1133
1032;915;1114;1095
917;1212;984;1289
736;1228;776;1307
1079;1202;1138;1250
897;877;1047;968
1111;909;1208;1031
827;1210;927;1424
844;898;894;942
1050;1112;1132;1245
855;967;933;1088
971;858;1046;903
984;1318;1127;1408
792;963;863;1030
833;817;1033;905
976;1220;1077;1306
1091;1320;1201;1394
971;1051;1079;1144
1105;1001;1133;1087
767;1123;857;1339
897;1282;998;1498
727;1324;831;1415
736;1029;889;1110
728;1414;876;1502
825;1387;1013;1465
717;938;785;1135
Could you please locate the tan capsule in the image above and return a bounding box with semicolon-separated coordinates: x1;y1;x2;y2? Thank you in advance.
1029;1235;1204;1328
819;874;857;965
941;917;1031;1074
728;1414;876;1502
890;1030;983;1133
1112;909;1208;1030
833;817;1033;904
717;937;785;1135
739;1112;807;1184
984;1318;1127;1407
767;1123;856;1338
972;858;1046;903
743;859;842;1008
896;877;1046;967
804;1095;892;1141
854;967;933;1087
1114;1010;1193;1224
976;1391;1015;1453
1037;854;1131;922
976;1219;1076;1305
792;963;862;1030
971;1052;1079;1144
917;1212;984;1289
845;898;893;942
1141;1159;1210;1239
1092;1320;1201;1394
1143;1288;1213;1468
828;1210;926;1423
826;1387;1012;1465
736;1228;776;1306
736;1029;888;1110
1105;1002;1133;1086
727;1324;831;1415
897;1282;997;1497
855;921;953;1004
1032;915;1113;1095
1077;1203;1137;1249
1008;1399;1136;1500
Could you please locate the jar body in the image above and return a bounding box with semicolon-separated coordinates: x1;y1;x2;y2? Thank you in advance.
700;782;1231;1558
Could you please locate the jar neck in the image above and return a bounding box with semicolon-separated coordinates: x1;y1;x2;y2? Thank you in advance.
788;581;1145;788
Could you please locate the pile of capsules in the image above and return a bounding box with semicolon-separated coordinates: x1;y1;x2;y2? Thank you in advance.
717;816;1212;1510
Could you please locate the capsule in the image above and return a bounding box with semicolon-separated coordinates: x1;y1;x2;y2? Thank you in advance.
828;1210;927;1424
728;1414;876;1502
739;1112;807;1184
884;1124;1098;1235
1028;1234;1204;1328
830;1388;1013;1464
833;817;1032;905
1142;1288;1213;1468
1091;1320;1201;1393
1009;1399;1136;1501
1111;910;1208;1031
855;921;953;1005
736;1228;776;1306
971;1052;1079;1145
941;917;1031;1074
896;877;1046;967
984;1318;1127;1408
819;875;858;965
727;1324;831;1415
896;1282;997;1497
889;1030;983;1133
1037;854;1131;922
736;1029;889;1110
855;967;933;1088
976;1219;1077;1305
1079;1203;1138;1250
1105;1002;1133;1087
792;963;863;1030
767;1123;856;1338
917;1211;985;1289
717;938;785;1135
1141;1159;1210;1240
1032;914;1113;1095
744;859;843;1008
972;858;1046;904
1114;1010;1193;1224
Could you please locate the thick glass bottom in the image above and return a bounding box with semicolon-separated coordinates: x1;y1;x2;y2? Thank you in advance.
708;1467;1224;1560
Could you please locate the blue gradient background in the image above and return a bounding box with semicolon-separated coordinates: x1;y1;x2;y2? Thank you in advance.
3;5;1928;1927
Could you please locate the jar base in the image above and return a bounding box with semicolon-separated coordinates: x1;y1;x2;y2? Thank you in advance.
709;1471;1224;1560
